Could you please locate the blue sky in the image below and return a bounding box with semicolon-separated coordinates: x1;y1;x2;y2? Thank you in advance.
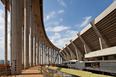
0;0;115;60
43;0;115;48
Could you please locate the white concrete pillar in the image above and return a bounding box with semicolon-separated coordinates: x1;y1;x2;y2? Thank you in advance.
39;34;42;65
46;47;48;64
10;0;12;66
40;44;42;64
49;48;51;64
39;35;41;64
53;49;54;63
42;43;43;64
44;45;47;64
38;39;40;65
36;29;39;65
45;46;47;64
22;26;24;67
33;34;36;65
33;16;36;66
4;0;8;65
51;49;53;63
30;0;33;67
24;0;29;69
11;0;23;74
43;45;45;64
54;50;56;64
48;48;49;64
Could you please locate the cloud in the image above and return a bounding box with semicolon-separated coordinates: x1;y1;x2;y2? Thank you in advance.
65;30;78;38
0;9;4;34
60;18;63;22
0;8;11;60
49;29;78;48
58;10;64;14
57;0;66;7
45;11;56;21
0;9;5;60
46;21;59;26
75;16;92;28
46;25;70;32
53;38;70;48
50;33;61;43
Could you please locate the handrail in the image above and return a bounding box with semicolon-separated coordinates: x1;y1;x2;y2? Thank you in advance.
0;65;11;76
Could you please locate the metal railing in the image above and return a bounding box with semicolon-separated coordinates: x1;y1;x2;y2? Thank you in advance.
0;64;11;77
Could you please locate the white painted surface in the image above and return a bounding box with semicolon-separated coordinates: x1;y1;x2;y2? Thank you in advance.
85;46;116;58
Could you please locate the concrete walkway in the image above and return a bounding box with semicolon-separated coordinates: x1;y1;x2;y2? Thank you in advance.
9;66;44;77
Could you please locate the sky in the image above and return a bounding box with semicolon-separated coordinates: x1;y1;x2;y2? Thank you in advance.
0;0;115;60
43;0;115;48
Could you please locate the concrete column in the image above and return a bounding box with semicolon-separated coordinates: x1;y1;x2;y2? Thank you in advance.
55;51;57;64
44;45;47;64
50;48;52;63
64;49;71;60
39;33;41;65
38;33;40;65
60;53;64;61
53;50;54;63
51;48;52;64
11;0;22;74
24;0;29;69
78;34;92;54
10;0;12;66
39;38;41;65
22;26;24;67
33;16;36;66
59;54;61;64
4;0;8;65
46;46;47;64
43;42;46;64
52;49;54;63
46;47;48;64
43;44;44;64
55;50;56;63
54;50;56;64
61;56;62;63
33;33;36;65
36;29;39;65
40;44;42;64
57;52;59;64
49;48;51;64
51;49;53;63
90;20;110;48
62;52;67;60
48;48;49;64
56;52;58;64
38;42;40;65
70;40;83;61
66;46;74;60
30;0;33;67
42;43;43;64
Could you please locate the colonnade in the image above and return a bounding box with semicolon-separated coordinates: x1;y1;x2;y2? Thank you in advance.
2;0;62;75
